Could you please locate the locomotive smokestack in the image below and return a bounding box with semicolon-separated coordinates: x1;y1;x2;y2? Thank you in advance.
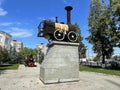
65;6;73;25
55;16;58;23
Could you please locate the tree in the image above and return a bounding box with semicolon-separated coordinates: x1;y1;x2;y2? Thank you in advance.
73;23;86;58
109;0;120;47
87;0;114;64
113;55;118;60
10;52;23;64
19;47;37;61
0;46;11;64
93;54;100;61
36;48;44;63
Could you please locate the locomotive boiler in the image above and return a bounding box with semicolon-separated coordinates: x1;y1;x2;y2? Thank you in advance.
37;6;77;42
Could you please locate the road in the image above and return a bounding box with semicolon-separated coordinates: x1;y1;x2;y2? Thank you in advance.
0;63;120;90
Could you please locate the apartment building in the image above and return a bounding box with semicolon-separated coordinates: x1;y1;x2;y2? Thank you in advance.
11;40;23;52
0;31;12;50
36;43;48;55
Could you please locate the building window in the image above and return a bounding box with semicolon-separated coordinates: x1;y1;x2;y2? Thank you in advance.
5;37;9;45
0;36;2;43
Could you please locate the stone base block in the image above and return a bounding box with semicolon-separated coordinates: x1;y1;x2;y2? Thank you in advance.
40;41;79;84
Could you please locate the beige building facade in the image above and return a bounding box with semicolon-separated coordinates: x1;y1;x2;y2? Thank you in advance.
36;43;48;55
0;31;12;50
11;40;23;52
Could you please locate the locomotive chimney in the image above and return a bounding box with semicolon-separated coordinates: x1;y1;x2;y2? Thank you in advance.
65;6;73;25
55;16;58;23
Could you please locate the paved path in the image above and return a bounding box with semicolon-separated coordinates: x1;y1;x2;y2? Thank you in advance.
0;63;120;90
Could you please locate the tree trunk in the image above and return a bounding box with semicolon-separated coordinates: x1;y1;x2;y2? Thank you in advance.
102;43;105;64
102;54;105;64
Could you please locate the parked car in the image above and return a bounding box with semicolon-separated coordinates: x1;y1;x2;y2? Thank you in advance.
110;60;120;69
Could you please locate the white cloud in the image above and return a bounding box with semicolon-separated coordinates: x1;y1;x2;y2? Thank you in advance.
0;0;8;16
0;22;22;26
63;0;72;5
37;17;55;21
5;27;33;38
16;22;21;25
63;0;67;3
63;0;80;7
38;17;45;20
0;22;12;26
0;8;7;16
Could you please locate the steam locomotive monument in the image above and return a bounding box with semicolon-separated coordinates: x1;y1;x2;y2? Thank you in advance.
38;6;79;84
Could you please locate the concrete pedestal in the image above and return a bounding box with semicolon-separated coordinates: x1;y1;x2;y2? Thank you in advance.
40;41;79;84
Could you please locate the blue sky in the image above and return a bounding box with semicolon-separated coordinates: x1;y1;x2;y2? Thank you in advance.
0;0;119;56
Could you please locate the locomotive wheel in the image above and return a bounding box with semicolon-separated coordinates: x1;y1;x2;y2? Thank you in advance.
67;31;77;42
54;30;65;41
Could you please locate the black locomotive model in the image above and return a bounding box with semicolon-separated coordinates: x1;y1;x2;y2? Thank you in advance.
37;6;77;42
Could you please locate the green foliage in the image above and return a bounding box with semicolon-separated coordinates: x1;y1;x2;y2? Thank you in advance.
9;46;23;64
93;54;100;61
109;0;120;47
36;48;44;64
73;23;86;58
87;0;120;63
0;46;11;63
73;23;83;42
113;55;118;60
39;52;44;62
0;46;23;64
19;47;37;61
10;52;23;64
0;64;19;70
79;65;120;76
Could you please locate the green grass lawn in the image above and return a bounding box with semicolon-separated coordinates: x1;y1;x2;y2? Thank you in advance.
79;65;120;76
0;64;19;70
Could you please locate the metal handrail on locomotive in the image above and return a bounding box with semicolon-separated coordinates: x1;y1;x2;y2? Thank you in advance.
37;6;77;42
